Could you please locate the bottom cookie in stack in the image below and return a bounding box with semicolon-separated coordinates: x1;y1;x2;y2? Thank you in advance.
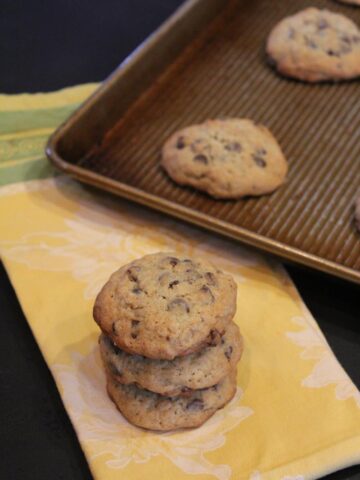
99;321;243;430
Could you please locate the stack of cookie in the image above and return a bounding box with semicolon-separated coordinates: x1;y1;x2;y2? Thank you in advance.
93;252;243;431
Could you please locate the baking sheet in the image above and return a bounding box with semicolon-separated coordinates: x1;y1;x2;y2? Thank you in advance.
47;0;360;283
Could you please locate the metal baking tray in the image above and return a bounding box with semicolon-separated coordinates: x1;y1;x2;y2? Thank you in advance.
46;0;360;284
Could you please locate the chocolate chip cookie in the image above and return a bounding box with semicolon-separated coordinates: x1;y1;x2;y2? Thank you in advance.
267;8;360;82
93;252;237;360
161;118;288;199
106;369;237;431
99;322;243;396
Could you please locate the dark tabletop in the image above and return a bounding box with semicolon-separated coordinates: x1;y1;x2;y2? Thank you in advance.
0;1;359;479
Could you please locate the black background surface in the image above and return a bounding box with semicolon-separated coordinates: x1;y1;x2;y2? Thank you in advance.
0;1;359;479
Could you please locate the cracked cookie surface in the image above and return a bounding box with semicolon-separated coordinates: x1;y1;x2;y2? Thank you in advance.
267;8;360;82
99;322;243;396
93;252;237;360
161;118;288;198
106;368;237;430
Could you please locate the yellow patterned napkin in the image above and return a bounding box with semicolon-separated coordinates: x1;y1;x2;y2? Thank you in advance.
0;85;360;480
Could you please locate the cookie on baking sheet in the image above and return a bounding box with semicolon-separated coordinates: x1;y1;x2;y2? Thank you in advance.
99;322;243;396
106;369;237;431
93;252;237;360
354;194;360;232
161;118;288;199
266;8;360;82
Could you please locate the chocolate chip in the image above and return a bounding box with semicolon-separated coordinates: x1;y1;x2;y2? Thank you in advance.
176;136;186;149
127;266;140;282
167;298;190;314
186;399;204;411
205;272;217;286
317;19;328;30
200;285;211;293
131;320;140;328
132;287;142;294
224;141;242;152
181;387;193;397
167;257;179;267
169;280;179;289
112;343;122;355
199;285;215;304
224;346;233;360
327;49;339;57
253;155;267;167
209;329;221;346
131;333;138;339
193;154;208;164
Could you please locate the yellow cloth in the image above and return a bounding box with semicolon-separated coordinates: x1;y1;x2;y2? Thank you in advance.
0;85;359;480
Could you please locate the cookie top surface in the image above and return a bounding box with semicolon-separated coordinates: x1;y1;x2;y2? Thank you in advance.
93;252;237;360
107;369;237;431
161;118;288;199
266;8;360;82
99;322;243;396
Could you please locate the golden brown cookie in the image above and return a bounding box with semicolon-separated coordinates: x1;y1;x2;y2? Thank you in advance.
93;252;237;360
99;322;243;396
267;8;360;82
106;369;237;431
161;118;287;199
